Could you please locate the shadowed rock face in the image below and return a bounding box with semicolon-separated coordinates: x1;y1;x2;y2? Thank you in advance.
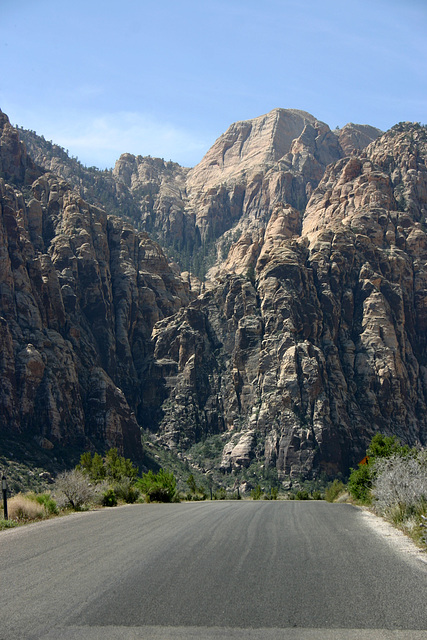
3;107;426;482
0;111;192;459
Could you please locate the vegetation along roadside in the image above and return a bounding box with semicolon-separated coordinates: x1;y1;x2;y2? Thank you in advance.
2;435;426;552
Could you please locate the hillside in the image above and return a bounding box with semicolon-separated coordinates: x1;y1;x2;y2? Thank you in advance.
1;107;426;491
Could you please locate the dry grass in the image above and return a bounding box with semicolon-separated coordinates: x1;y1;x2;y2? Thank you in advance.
7;494;46;521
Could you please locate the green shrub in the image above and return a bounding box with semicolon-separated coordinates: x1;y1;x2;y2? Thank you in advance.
105;448;138;482
251;485;263;500
102;489;118;507
0;518;19;530
34;493;58;515
367;434;413;460
137;469;177;503
78;448;138;484
187;474;198;495
214;487;227;500
348;463;373;503
78;452;106;483
347;434;414;504
325;479;345;503
295;489;310;500
113;479;139;504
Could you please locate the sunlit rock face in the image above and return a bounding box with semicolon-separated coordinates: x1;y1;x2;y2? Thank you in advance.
4;106;426;482
144;122;427;479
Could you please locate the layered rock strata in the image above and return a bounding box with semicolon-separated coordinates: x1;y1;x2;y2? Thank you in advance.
144;123;427;478
0;111;192;458
4;108;426;483
21;109;381;275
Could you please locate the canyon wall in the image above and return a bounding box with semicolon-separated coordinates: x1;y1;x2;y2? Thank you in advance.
4;108;427;483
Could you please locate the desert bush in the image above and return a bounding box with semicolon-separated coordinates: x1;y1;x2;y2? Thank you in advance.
251;485;263;500
113;478;140;504
102;489;118;507
373;451;427;514
325;479;345;503
372;450;427;545
24;492;59;515
55;469;94;510
137;469;177;503
7;494;46;521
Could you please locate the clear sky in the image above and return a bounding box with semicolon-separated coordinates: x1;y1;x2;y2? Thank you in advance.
1;0;426;169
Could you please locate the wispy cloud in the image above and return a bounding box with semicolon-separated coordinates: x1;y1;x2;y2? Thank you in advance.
55;112;211;169
3;105;212;169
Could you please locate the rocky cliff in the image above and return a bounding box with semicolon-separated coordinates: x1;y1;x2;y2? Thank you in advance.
0;110;193;460
142;120;427;482
21;110;382;278
3;107;426;488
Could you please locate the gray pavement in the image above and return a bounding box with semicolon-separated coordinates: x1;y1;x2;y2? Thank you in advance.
0;501;426;639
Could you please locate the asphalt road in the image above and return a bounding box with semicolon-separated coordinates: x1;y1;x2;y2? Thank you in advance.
0;501;426;640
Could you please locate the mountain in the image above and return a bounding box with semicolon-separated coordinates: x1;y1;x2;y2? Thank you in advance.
0;110;193;463
19;110;382;277
2;107;426;491
146;119;427;481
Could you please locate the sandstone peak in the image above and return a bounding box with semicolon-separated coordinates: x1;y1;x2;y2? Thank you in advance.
336;122;383;156
187;108;323;189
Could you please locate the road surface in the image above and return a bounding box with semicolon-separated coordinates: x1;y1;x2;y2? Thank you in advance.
0;501;426;639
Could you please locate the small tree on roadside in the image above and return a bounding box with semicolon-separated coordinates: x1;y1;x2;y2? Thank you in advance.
55;469;94;510
104;448;138;482
187;474;197;495
325;479;345;503
78;452;106;483
77;448;137;484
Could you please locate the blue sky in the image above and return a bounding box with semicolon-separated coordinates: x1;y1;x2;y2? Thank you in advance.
1;0;426;168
